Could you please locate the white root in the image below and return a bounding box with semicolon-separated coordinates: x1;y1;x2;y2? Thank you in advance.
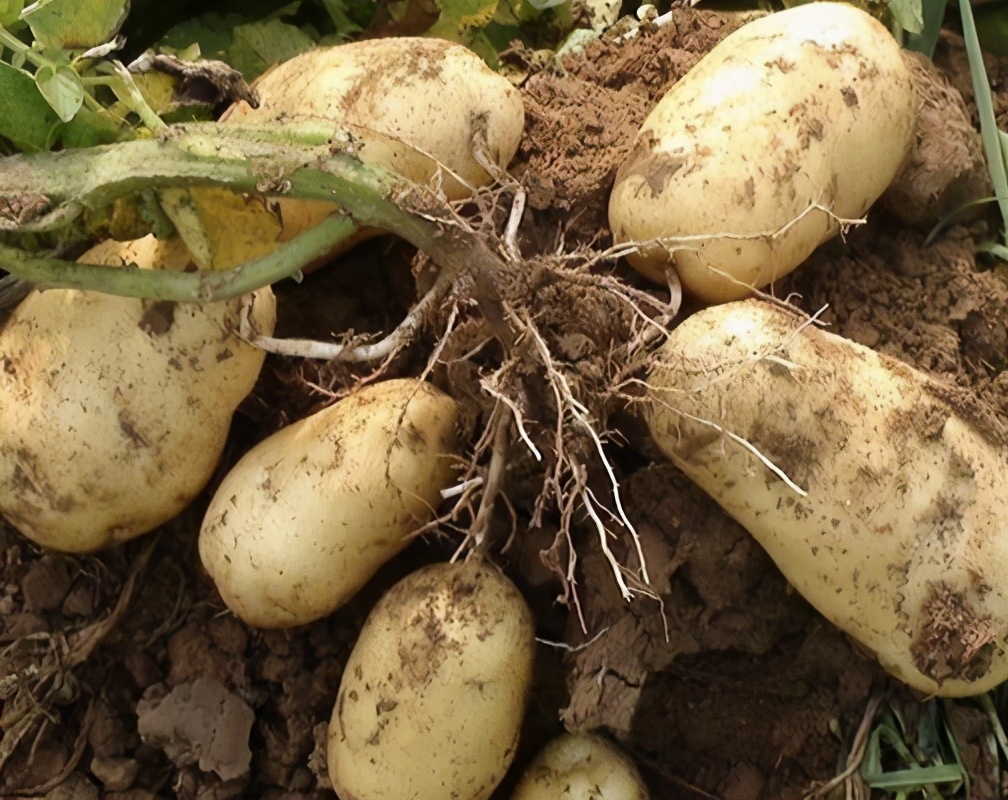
243;261;457;361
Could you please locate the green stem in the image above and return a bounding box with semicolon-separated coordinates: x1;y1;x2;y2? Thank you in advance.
0;121;512;306
2;214;358;301
0;26;38;66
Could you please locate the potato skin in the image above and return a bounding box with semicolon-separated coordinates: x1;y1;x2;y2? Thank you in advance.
199;379;460;628
644;300;1008;696
0;236;276;553
328;560;535;800
609;2;915;303
510;733;650;800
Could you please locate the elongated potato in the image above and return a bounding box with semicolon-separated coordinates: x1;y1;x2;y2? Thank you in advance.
644;300;1008;696
199;379;460;628
182;37;525;269
609;2;915;302
0;236;276;553
511;732;650;800
328;560;535;800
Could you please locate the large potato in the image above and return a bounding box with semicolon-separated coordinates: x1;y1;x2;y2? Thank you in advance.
644;300;1008;696
609;2;915;303
328;560;535;800
199;378;460;628
0;236;276;553
511;732;651;800
184;37;525;269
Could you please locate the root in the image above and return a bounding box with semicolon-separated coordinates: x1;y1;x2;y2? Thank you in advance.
0;536;157;786
244;258;460;361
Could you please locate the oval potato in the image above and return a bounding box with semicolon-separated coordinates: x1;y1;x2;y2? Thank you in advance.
644;299;1008;696
0;236;276;552
511;732;651;800
199;378;460;628
328;560;535;800
184;37;525;269
609;2;915;302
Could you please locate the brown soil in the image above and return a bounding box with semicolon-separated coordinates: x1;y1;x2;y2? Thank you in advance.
3;9;1008;800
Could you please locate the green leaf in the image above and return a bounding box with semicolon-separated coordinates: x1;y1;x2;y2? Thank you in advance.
160;12;241;62
428;0;500;42
904;0;944;57
0;0;24;27
24;0;129;49
888;0;924;34
319;0;374;36
229;19;315;82
34;63;83;122
60;107;131;148
0;60;62;151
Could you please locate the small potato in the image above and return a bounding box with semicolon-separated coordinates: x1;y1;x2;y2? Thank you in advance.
511;732;650;800
328;560;535;800
644;300;1008;696
199;379;460;628
0;236;276;553
183;37;525;269
609;2;915;302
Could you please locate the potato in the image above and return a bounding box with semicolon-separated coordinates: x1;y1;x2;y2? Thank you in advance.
199;378;460;628
0;236;276;553
511;732;650;800
644;299;1008;696
184;37;525;269
328;560;535;800
608;2;915;303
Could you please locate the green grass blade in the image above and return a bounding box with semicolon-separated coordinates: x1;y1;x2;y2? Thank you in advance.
958;0;1008;245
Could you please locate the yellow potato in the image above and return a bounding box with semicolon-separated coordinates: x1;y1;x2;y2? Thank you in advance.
183;37;525;269
644;299;1008;696
511;732;651;800
199;379;460;628
609;3;915;302
328;560;535;800
0;236;276;552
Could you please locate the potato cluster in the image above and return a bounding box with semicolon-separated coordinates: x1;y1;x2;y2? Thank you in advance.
2;5;998;798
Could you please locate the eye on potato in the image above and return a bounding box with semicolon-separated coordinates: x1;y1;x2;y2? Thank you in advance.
644;299;1008;696
328;559;535;800
0;235;276;553
198;378;460;628
510;732;651;800
609;2;915;303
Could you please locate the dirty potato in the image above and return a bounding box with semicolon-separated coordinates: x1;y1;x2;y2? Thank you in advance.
644;299;1008;696
510;732;651;800
181;37;525;269
609;2;915;302
328;560;535;800
0;236;276;553
199;379;460;628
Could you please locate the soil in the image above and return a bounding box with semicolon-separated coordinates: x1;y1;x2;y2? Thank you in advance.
3;8;1008;800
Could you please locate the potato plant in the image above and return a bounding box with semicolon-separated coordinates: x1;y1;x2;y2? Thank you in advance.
0;3;1005;800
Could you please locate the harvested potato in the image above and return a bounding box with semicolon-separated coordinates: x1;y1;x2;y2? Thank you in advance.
511;732;650;800
328;560;535;800
0;236;276;553
183;37;525;269
609;2;915;302
199;379;460;628
644;300;1008;696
